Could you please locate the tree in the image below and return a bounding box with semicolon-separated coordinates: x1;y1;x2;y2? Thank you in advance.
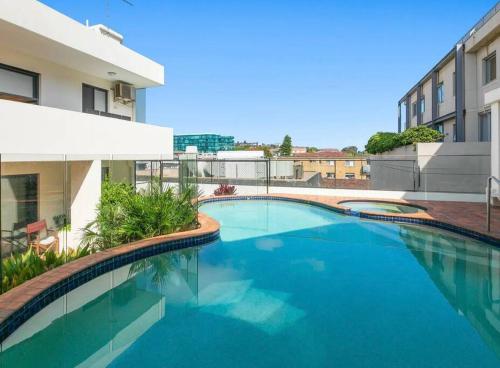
341;146;358;156
279;135;292;156
306;147;318;153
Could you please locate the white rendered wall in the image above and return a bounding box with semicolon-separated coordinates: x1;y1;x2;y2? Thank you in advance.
1;47;134;118
0;99;173;160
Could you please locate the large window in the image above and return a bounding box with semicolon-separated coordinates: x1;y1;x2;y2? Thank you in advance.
412;102;417;117
437;83;444;104
483;52;496;85
0;63;39;104
479;111;491;142
344;160;355;167
1;174;39;250
345;173;355;179
82;84;108;113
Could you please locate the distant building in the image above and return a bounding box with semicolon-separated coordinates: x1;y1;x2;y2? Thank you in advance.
174;134;235;153
291;146;307;154
288;152;368;180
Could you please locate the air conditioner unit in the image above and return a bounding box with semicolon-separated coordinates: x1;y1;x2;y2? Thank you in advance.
114;82;135;103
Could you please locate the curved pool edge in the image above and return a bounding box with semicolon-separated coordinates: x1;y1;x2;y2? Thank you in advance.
199;195;500;247
337;199;428;211
0;213;220;344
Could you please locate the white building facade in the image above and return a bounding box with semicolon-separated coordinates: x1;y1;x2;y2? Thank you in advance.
0;0;173;251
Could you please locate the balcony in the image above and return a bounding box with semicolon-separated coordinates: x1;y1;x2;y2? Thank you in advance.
0;99;172;161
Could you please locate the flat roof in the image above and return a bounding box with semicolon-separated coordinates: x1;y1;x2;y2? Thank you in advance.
0;0;164;87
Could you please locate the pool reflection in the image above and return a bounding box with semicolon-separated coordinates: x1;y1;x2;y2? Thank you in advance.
400;226;500;358
0;247;200;368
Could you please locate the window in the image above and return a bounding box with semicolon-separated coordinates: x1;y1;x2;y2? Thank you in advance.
479;111;491;142
326;172;335;179
437;83;444;103
434;123;444;134
345;173;355;179
420;97;425;114
328;160;335;166
344;160;355;167
1;174;38;248
412;102;417;117
82;84;108;113
0;63;39;103
483;52;496;85
453;124;457;142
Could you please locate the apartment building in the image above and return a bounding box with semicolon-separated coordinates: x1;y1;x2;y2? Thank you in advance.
174;134;235;153
290;152;368;180
398;3;500;193
0;0;173;251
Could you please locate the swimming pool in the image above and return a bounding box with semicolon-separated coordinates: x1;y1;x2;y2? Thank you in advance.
339;200;425;214
1;199;499;367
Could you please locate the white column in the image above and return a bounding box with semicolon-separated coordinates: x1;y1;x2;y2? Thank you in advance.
70;160;102;248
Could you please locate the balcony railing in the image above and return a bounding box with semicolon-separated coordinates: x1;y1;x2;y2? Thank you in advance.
83;108;131;121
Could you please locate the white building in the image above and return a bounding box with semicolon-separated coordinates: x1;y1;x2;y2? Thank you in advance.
0;0;173;251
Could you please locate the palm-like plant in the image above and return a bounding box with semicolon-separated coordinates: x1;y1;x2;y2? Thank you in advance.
82;180;198;252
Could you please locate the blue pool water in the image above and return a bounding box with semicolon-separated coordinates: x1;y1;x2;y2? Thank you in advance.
1;199;499;367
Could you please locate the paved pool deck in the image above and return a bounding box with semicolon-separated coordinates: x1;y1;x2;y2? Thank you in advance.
201;194;500;242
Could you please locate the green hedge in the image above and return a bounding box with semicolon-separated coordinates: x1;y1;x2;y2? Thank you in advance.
365;127;444;154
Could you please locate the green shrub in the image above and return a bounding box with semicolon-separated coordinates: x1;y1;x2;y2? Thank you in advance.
1;245;91;293
82;180;198;251
398;126;444;146
365;127;444;154
365;132;400;154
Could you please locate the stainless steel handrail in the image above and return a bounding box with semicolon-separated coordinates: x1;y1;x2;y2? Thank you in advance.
486;176;500;232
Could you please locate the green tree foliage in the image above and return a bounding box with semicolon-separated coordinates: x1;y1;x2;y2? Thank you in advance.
365;127;444;154
82;180;198;251
279;135;292;156
306;147;318;153
365;132;400;154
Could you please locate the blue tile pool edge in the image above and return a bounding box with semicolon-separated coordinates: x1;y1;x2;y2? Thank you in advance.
0;229;220;344
200;195;500;248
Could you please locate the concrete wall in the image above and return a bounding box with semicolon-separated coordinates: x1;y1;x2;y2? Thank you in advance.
370;143;491;193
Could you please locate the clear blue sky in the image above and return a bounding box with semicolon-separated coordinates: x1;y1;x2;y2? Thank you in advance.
43;0;497;149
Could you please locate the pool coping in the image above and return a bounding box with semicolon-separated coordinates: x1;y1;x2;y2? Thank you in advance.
200;194;500;247
0;213;220;344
